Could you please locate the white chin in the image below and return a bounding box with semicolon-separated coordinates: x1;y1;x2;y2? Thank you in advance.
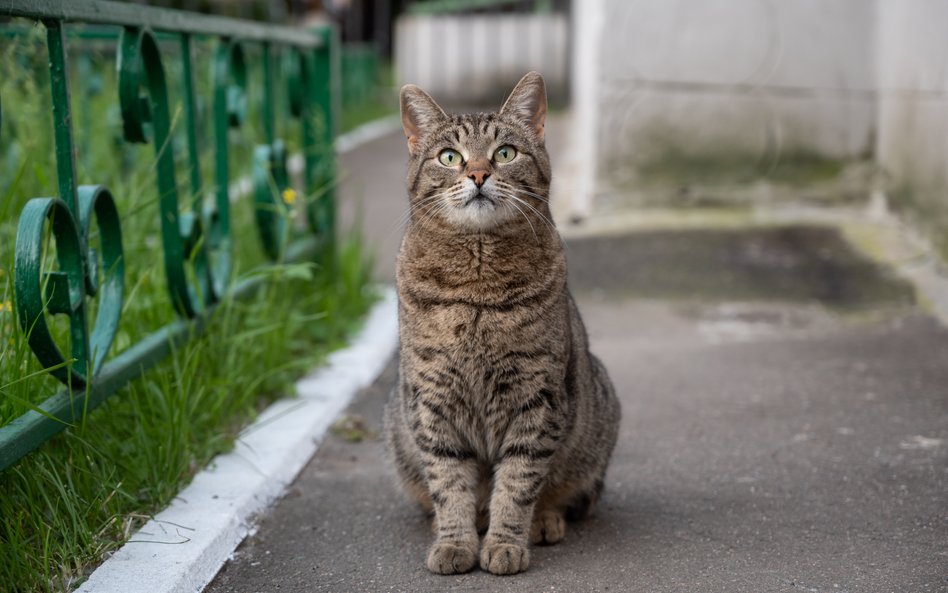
446;200;511;231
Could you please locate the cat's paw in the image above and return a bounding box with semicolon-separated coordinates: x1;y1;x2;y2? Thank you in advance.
531;510;566;545
480;541;530;575
426;542;477;574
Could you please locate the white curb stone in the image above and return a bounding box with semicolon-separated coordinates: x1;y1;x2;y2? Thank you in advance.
76;287;399;593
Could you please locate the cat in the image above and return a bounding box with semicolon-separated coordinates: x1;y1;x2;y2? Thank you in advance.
384;71;620;576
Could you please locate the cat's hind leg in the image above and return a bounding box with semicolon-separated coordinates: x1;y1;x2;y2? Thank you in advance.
385;399;434;514
530;507;566;545
528;482;575;545
564;477;605;521
529;472;606;545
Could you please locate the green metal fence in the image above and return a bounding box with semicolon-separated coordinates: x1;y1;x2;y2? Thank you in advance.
0;0;340;470
341;43;379;108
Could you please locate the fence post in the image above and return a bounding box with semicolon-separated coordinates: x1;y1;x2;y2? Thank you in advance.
308;24;338;255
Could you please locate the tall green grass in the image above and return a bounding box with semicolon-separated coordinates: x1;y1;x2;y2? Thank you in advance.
1;22;378;592
340;58;397;134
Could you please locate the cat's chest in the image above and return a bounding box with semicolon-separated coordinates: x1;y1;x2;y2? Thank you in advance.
417;302;531;351
412;302;566;391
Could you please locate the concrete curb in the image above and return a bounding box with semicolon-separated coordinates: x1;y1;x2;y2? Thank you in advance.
229;114;401;201
336;114;403;155
76;288;399;593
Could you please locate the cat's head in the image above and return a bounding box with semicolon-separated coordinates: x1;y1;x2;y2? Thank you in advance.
399;72;551;233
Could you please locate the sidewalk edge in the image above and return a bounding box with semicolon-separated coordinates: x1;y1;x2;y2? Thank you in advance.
76;287;399;593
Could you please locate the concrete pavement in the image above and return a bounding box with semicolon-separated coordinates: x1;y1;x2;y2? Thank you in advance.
206;121;947;593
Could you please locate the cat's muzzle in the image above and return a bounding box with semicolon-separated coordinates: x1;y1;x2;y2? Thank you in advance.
463;192;496;208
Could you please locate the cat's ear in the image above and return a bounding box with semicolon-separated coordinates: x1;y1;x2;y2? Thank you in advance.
400;84;447;155
500;71;548;142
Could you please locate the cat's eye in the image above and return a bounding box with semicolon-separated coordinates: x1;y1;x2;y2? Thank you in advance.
438;149;461;167
493;145;517;164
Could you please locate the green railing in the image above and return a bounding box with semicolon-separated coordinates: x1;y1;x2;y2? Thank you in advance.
0;0;339;470
341;43;379;108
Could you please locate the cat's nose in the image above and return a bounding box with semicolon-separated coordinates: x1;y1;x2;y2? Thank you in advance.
468;169;490;187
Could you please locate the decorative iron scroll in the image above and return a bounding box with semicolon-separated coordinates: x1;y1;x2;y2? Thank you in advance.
2;0;338;470
15;186;125;386
13;20;127;389
119;25;215;317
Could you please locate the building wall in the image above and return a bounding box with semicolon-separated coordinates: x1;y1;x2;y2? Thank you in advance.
391;2;948;240
580;0;878;208
875;0;948;246
394;14;569;106
594;0;876;210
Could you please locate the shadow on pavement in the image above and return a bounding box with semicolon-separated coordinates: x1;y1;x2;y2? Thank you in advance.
566;225;915;308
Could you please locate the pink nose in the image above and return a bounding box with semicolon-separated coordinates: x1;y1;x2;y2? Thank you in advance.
468;170;490;187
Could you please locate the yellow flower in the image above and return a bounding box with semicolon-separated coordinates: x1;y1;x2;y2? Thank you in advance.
282;188;298;205
0;301;12;313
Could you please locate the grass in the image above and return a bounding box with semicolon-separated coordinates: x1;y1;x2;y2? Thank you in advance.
0;22;384;592
340;59;397;134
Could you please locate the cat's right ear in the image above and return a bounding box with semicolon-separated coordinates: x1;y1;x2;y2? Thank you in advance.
500;71;547;142
400;84;447;155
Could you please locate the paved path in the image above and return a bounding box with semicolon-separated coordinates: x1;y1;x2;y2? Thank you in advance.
206;123;947;593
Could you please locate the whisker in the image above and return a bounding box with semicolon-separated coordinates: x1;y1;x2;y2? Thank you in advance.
382;188;461;244
495;181;550;202
503;190;571;253
498;191;557;237
414;199;442;230
407;186;463;223
503;196;540;245
415;198;452;236
521;181;552;196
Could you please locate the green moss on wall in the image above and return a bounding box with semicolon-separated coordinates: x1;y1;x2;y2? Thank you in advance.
888;183;948;262
634;147;845;188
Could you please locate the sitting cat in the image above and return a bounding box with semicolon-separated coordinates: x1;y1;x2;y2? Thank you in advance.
384;72;620;576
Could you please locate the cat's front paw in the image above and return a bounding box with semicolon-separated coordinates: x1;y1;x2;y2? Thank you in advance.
480;541;530;575
426;542;477;574
531;510;566;545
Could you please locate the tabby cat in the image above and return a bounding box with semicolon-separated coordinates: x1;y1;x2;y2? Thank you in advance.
384;72;620;576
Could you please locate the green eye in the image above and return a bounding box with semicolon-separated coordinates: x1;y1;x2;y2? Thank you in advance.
493;145;517;163
438;149;461;166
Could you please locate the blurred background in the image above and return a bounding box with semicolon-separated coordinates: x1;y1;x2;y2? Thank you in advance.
31;0;948;252
121;0;948;256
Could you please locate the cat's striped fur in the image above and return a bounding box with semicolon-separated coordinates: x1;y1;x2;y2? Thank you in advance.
384;72;620;576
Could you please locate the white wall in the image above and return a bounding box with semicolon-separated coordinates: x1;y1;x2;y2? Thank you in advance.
395;14;569;105
394;2;948;231
875;0;948;224
576;0;879;209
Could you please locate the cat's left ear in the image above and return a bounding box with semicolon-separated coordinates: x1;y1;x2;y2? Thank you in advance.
500;71;548;142
400;84;448;155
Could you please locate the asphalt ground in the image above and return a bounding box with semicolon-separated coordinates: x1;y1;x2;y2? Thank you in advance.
205;121;947;593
